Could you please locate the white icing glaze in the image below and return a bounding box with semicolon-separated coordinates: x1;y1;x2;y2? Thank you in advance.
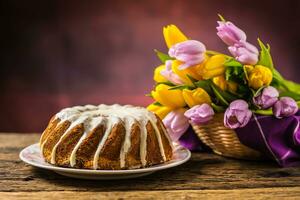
139;121;148;167
158;120;174;153
69;116;104;167
120;117;135;168
41;104;173;169
149;119;166;162
50;115;89;164
93;116;119;169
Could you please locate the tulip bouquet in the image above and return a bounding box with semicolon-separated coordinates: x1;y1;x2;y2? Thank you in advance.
147;15;300;166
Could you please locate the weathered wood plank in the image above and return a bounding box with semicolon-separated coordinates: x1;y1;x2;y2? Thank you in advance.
2;154;300;192
0;133;39;148
1;187;300;200
1;133;300;193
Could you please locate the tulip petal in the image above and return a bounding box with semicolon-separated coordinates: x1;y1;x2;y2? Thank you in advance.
163;25;188;48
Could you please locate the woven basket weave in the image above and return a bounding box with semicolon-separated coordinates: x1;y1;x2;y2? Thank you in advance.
191;113;261;160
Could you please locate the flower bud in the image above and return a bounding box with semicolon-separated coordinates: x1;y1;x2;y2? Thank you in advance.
216;21;247;46
212;75;238;93
273;97;298;118
163;24;188;48
168;40;206;70
147;104;172;119
160;60;184;85
200;54;226;79
246;65;273;89
228;41;259;65
184;104;214;124
163;108;189;142
151;84;186;108
213;75;227;91
182;88;211;108
154;65;168;83
224;100;252;129
253;86;279;109
171;60;203;85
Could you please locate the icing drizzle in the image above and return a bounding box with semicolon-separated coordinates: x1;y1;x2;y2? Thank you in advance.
40;104;173;169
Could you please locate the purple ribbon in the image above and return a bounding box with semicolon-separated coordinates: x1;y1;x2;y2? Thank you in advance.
179;111;300;167
179;126;206;151
236;111;300;167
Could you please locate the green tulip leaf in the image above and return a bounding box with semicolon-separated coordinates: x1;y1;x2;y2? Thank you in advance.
210;83;229;106
225;66;245;84
257;38;274;70
156;81;176;87
168;85;193;91
252;86;266;97
281;79;300;95
224;58;243;68
211;102;226;113
279;91;300;101
186;74;198;85
194;80;213;95
153;101;163;106
154;49;173;63
237;84;251;98
225;67;232;81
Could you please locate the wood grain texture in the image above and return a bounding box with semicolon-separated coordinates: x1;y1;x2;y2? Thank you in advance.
1;187;300;200
1;133;300;199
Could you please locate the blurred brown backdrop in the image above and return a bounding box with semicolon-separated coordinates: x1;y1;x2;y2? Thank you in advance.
1;0;300;132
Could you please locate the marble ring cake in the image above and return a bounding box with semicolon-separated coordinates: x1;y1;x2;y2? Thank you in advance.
39;104;173;170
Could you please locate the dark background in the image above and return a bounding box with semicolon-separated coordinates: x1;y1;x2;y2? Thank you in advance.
1;0;300;132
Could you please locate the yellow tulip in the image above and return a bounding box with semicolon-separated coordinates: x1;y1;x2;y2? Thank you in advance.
182;88;211;108
212;75;238;93
147;103;172;119
151;84;186;108
171;60;203;85
154;65;167;83
200;55;226;79
163;24;188;48
227;81;238;93
246;65;273;89
212;75;227;91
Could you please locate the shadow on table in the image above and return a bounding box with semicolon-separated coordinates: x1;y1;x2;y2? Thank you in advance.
30;161;199;191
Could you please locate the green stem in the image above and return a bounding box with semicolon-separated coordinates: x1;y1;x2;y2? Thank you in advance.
217;14;226;22
252;109;273;116
211;102;226;113
210;82;229;106
206;50;232;59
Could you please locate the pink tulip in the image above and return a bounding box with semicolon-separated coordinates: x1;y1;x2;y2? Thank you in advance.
163;108;189;142
216;21;247;46
273;97;298;118
184;104;214;124
168;40;206;70
160;60;184;85
224;100;252;129
228;40;259;65
253;86;279;109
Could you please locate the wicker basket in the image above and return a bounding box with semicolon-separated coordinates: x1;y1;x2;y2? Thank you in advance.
191;113;262;160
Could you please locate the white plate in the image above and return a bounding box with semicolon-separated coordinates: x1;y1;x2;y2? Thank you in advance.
19;143;191;180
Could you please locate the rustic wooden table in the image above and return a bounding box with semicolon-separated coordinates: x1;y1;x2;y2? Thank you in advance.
1;133;300;199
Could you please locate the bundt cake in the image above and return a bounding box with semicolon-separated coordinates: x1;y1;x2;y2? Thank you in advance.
39;104;174;170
